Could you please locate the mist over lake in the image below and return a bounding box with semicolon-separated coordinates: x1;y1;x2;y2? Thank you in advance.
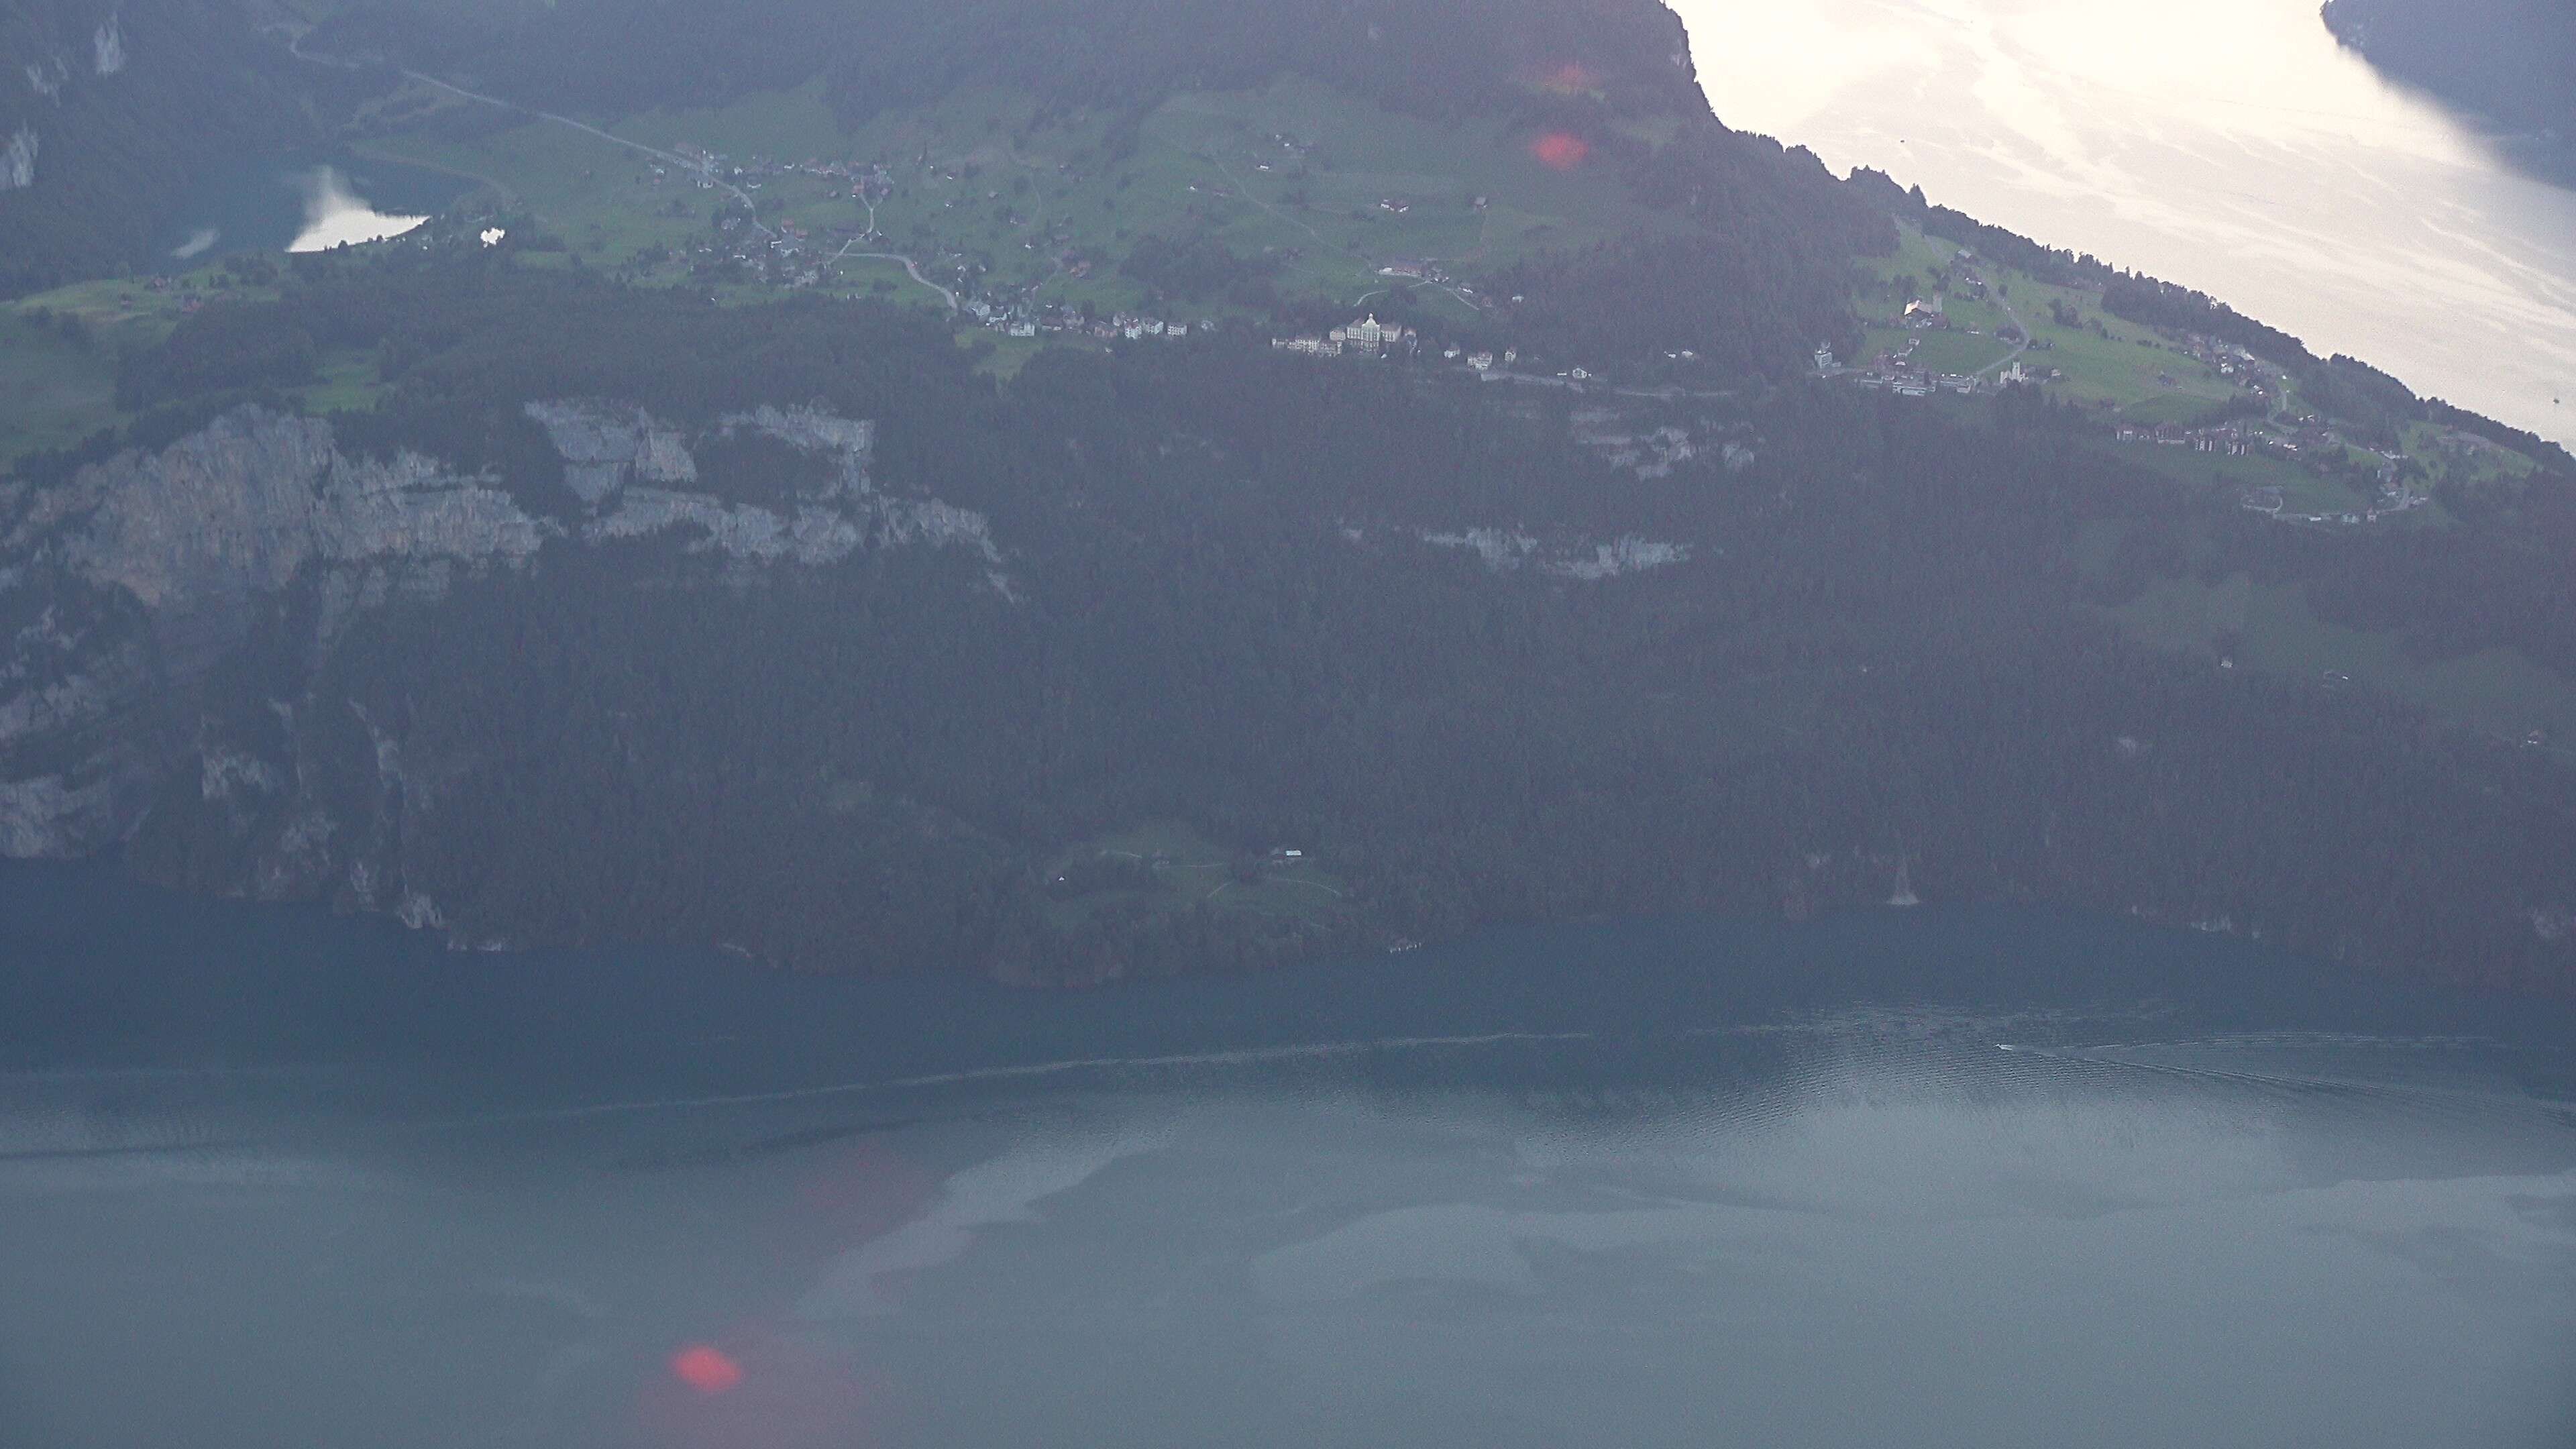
1678;0;2576;445
1;869;2570;1448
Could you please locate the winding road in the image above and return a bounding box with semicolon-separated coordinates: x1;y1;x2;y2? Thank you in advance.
276;24;769;236
826;238;958;310
1203;152;1331;254
1972;280;2032;380
282;22;982;307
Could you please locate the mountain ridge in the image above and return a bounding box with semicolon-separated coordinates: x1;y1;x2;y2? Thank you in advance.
3;0;2574;994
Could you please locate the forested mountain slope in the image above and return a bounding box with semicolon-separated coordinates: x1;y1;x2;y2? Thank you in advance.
2;0;2574;995
7;258;2575;994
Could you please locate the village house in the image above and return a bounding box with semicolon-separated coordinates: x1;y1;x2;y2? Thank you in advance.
1338;313;1415;356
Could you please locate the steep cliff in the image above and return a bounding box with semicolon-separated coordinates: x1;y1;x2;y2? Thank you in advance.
0;402;1000;910
0;0;327;294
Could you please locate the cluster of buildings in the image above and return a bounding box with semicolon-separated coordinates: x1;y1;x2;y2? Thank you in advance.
1091;311;1205;342
135;272;227;315
702;213;825;287
666;144;888;195
2169;333;2275;386
2113;421;2260;453
1271;313;1422;359
1266;317;1563;380
1833;350;2045;398
2114;417;2408;472
1376;258;1450;282
958;299;1217;343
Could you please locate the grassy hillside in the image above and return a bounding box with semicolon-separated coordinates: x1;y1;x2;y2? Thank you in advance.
2109;574;2576;747
366;76;1681;318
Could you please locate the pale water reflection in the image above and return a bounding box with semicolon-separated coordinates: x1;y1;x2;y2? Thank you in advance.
154;155;463;270
4;874;2572;1447
286;165;429;254
1;1022;2569;1448
1676;0;2576;444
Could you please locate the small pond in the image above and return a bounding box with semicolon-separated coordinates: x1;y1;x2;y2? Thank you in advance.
152;152;472;270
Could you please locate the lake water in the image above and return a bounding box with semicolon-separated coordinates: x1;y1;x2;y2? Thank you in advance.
1675;0;2576;446
153;154;467;271
1;864;2571;1447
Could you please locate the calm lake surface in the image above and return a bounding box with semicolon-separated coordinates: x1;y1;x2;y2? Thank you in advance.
1;864;2571;1447
1676;0;2576;446
154;154;466;270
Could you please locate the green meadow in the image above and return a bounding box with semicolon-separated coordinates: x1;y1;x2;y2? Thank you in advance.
1043;819;1352;933
2110;572;2576;743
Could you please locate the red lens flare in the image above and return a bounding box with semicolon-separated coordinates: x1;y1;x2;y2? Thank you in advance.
1543;61;1599;93
641;1331;894;1449
671;1345;745;1395
1531;132;1590;170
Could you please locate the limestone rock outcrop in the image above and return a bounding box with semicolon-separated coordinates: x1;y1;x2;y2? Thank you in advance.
0;401;1006;928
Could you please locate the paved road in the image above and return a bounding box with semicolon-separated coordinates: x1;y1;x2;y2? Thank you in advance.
277;25;769;233
290;23;971;315
1973;280;2032;380
827;240;958;310
396;71;770;231
1480;369;1735;402
1203;153;1331;253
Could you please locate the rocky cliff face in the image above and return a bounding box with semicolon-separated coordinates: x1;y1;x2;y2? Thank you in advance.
0;402;1004;918
0;125;34;190
527;398;1006;571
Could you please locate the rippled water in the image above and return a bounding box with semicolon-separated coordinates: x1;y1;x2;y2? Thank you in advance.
1676;0;2576;445
3;868;2571;1446
3;980;2573;1442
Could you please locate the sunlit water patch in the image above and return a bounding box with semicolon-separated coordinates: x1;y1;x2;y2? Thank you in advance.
3;869;2571;1447
1;1020;2569;1448
150;155;466;271
286;166;429;254
1675;0;2576;445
